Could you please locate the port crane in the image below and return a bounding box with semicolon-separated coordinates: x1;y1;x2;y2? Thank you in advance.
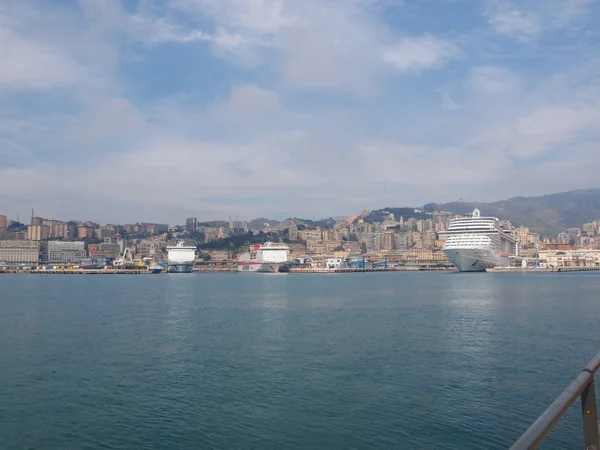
114;247;134;267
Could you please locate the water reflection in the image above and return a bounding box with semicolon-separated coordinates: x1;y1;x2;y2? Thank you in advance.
254;275;291;361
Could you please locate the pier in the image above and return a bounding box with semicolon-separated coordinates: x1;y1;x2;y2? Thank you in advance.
0;268;162;275
289;266;452;273
488;266;600;273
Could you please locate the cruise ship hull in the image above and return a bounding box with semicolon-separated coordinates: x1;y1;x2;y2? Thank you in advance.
167;263;194;273
237;261;283;273
444;248;509;272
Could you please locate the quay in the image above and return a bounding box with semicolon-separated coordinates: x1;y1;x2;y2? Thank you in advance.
0;268;162;275
488;266;600;273
289;267;452;274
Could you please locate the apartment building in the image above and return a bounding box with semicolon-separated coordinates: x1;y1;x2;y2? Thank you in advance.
27;225;50;241
47;241;86;264
0;240;40;264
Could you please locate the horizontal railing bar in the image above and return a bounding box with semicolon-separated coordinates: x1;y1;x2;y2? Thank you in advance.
510;371;592;449
510;351;600;450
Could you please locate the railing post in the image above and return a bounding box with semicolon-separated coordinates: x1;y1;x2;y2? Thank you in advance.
581;375;600;450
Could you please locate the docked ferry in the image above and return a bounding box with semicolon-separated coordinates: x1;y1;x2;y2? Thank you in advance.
439;209;518;272
166;241;196;273
237;242;290;273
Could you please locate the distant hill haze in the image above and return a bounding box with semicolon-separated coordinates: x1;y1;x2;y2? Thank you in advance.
438;189;600;236
244;189;600;237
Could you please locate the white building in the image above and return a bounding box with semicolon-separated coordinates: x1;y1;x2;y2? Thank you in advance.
326;257;347;269
0;240;40;264
47;241;86;264
538;249;600;268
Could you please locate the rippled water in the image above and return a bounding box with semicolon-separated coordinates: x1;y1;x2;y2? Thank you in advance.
1;272;600;449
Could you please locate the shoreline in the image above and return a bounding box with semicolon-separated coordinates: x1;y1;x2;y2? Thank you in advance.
3;266;599;275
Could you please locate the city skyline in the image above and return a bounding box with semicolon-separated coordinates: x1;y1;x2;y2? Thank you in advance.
3;185;600;228
1;0;600;223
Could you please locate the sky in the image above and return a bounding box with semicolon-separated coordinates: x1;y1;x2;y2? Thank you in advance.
1;0;600;224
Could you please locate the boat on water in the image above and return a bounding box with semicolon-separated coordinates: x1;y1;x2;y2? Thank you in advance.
166;241;196;273
141;257;162;274
237;242;290;273
439;209;518;272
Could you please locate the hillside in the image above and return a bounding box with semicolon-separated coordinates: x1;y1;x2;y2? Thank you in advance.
360;207;431;224
439;189;600;236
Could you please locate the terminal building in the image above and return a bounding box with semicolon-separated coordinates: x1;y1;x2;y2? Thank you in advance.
47;241;87;264
0;240;40;265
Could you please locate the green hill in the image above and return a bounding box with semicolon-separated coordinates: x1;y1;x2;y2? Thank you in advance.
439;189;600;236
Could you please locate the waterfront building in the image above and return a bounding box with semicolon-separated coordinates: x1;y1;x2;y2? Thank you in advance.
0;240;40;264
27;225;50;241
0;215;7;229
325;257;347;269
208;250;231;261
47;241;86;264
538;249;600;268
31;217;44;226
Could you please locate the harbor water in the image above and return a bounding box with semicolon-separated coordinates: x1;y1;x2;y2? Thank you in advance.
1;272;600;449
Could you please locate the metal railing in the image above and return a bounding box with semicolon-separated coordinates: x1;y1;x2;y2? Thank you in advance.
510;351;600;449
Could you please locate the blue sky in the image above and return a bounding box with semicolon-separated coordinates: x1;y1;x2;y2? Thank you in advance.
1;0;600;223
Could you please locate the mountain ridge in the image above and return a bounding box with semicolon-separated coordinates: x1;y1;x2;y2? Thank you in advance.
437;189;600;236
247;189;600;237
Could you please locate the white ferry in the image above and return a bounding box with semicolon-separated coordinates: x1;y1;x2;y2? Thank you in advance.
439;209;518;272
166;241;196;273
237;242;290;273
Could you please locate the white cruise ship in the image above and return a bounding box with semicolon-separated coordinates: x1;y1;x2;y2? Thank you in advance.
166;241;196;273
237;242;290;273
439;209;518;272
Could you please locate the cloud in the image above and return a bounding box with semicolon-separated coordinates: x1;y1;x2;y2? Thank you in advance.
61;95;144;145
130;0;451;93
468;103;600;159
1;0;600;223
484;0;596;41
0;25;81;90
211;84;280;122
169;0;290;34
359;141;511;185
383;35;459;73
486;8;541;40
468;66;519;94
513;105;600;158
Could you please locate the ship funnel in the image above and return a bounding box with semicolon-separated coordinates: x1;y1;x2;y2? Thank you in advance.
472;209;481;218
